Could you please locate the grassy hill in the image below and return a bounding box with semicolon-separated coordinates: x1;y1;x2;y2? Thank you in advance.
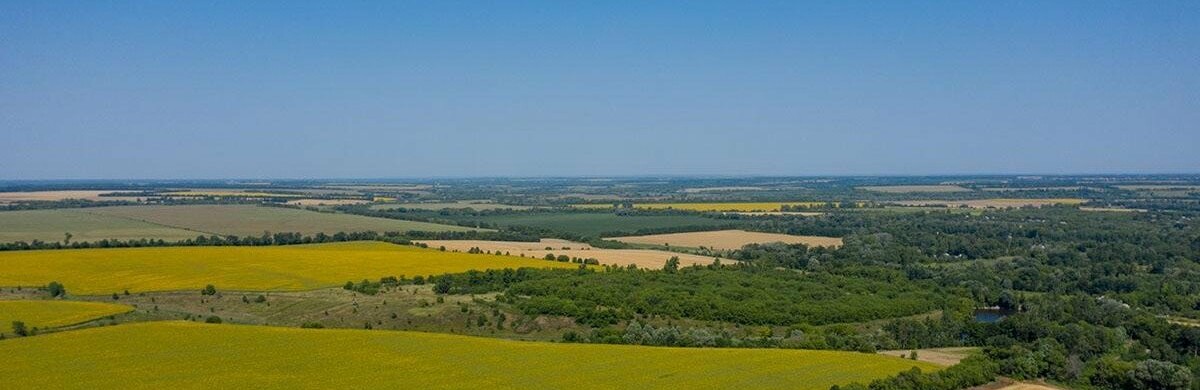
0;321;939;389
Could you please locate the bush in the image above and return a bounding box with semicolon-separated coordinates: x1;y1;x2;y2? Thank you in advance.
12;321;28;337
201;284;217;296
204;316;222;324
300;322;324;329
45;281;66;297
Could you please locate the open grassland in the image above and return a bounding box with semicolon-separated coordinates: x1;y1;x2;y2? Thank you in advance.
460;212;735;237
858;185;972;193
0;321;938;389
0;300;133;329
0;242;577;295
0;209;201;243
578;202;830;212
892;198;1085;209
83;205;481;236
371;201;532;211
877;347;978;366
609;229;843;251
0;190;136;203
416;239;722;268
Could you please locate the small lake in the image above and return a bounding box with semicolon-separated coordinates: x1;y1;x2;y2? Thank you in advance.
973;308;1013;323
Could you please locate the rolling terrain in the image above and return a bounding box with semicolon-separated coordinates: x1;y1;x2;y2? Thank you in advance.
0;321;939;389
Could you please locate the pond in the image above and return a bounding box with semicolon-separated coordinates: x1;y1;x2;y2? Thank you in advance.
973;308;1014;323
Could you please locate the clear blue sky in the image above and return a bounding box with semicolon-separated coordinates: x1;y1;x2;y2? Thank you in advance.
2;1;1197;179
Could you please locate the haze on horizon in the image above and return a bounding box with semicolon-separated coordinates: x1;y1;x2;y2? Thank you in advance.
2;1;1197;180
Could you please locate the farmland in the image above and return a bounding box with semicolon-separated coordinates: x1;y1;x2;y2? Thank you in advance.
370;201;532;211
0;321;938;389
445;212;737;237
0;209;201;243
0;190;136;203
0;301;132;329
891;198;1085;209
82;205;480;236
416;239;723;268
578;202;829;212
608;229;842;251
858;185;973;193
0;242;578;294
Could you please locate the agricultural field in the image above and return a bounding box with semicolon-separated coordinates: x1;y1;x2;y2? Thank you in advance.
0;209;201;243
608;229;843;251
416;239;723;268
0;300;133;329
858;185;973;193
161;190;304;198
0;241;578;295
0;190;140;203
454;212;737;237
0;321;938;389
82;205;480;236
370;201;532;211
285;199;371;206
891;198;1085;209
577;202;829;212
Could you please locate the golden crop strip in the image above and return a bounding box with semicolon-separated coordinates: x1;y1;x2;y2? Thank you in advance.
0;300;132;329
0;321;940;389
0;242;578;295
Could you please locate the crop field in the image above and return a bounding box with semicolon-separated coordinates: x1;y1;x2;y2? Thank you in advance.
609;229;843;251
0;300;133;329
858;185;973;193
285;199;371;206
0;242;578;295
161;190;304;198
416;239;723;268
370;201;532;211
0;209;201;243
0;190;136;203
451;212;737;237
0;321;938;389
892;198;1085;209
82;205;481;236
576;202;830;212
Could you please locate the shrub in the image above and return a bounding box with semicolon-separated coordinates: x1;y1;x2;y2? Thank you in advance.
45;281;66;298
12;321;28;337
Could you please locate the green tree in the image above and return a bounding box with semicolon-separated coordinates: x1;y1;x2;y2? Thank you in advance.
201;284;217;296
663;256;680;273
1128;360;1191;390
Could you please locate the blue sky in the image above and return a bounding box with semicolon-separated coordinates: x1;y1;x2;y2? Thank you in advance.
2;1;1197;179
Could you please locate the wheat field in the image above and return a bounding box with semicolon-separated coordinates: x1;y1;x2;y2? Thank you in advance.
0;242;578;295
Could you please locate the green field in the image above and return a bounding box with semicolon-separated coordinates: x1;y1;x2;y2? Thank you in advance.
450;212;738;237
0;241;578;295
81;205;481;236
0;209;201;243
0;321;938;389
0;300;133;329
